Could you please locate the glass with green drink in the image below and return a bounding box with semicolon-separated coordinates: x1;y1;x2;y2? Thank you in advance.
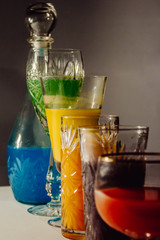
26;47;84;221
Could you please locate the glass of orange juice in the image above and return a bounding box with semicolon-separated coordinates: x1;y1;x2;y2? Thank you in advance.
60;115;119;239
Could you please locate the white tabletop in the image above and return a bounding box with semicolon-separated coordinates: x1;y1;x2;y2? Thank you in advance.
0;186;66;240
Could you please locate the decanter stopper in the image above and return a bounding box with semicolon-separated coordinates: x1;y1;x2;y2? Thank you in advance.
26;2;57;47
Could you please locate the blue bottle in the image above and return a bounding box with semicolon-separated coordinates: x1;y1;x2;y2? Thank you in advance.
7;93;51;204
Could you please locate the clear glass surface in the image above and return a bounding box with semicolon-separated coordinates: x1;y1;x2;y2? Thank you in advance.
26;2;57;39
95;153;160;240
79;125;149;240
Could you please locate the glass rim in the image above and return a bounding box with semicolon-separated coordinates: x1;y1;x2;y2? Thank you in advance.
79;125;149;131
84;75;108;79
99;152;160;163
34;48;82;53
61;114;119;120
42;74;107;80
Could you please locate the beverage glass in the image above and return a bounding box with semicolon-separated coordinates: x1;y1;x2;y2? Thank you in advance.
43;74;107;173
79;125;149;240
27;49;85;220
61;115;118;239
95;153;160;240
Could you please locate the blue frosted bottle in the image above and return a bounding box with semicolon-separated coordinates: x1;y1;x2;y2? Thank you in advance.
7;93;51;204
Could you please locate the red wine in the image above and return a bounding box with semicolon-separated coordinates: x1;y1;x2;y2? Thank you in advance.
95;187;160;239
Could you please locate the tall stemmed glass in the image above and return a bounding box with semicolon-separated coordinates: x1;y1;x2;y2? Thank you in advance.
95;153;160;240
40;48;85;171
26;48;84;224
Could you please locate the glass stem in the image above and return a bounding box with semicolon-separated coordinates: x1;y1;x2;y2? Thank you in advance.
45;149;61;206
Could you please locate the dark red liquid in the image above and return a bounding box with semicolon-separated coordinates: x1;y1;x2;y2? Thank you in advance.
95;187;160;239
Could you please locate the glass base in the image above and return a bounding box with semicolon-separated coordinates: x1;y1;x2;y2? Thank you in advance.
27;202;61;217
61;228;85;240
48;218;61;228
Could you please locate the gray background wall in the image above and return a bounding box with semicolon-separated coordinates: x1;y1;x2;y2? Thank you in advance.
1;0;160;185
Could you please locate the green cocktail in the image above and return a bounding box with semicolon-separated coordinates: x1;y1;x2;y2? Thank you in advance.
27;78;83;133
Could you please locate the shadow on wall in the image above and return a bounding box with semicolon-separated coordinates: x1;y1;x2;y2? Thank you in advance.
0;67;26;186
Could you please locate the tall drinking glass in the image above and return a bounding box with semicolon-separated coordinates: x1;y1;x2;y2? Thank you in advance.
79;125;149;240
27;48;84;222
95;153;160;240
60;115;119;239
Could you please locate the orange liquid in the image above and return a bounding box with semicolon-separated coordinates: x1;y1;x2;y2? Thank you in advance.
61;143;84;231
61;114;100;239
45;108;100;172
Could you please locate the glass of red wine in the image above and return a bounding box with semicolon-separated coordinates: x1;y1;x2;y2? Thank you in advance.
94;153;160;240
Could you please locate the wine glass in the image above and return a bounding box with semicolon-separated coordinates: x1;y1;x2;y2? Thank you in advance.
27;48;85;227
26;48;84;225
60;115;119;239
95;152;160;240
79;125;149;240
